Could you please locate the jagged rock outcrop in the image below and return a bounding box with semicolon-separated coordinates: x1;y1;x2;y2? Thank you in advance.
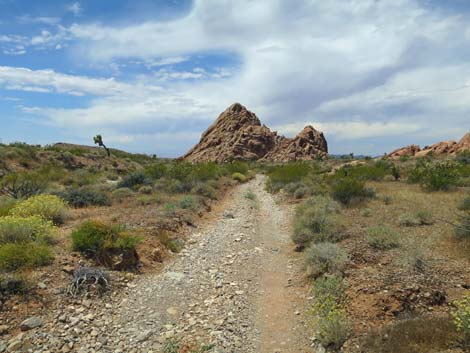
183;103;328;162
387;132;470;158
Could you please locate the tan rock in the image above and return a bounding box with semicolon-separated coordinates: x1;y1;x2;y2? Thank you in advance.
388;144;421;158
182;103;327;162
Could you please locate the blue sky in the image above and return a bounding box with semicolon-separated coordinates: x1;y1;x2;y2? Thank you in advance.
0;0;470;157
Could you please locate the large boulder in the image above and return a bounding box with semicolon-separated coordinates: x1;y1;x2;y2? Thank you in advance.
182;103;327;162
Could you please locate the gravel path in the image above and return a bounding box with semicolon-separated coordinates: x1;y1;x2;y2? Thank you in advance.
10;176;312;353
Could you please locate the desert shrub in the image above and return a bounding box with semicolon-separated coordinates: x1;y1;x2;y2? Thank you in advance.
0;196;16;217
331;177;375;206
366;226;400;250
71;220;141;267
167;162;194;182
164;202;177;216
232;172;246;183
360;208;371;217
399;211;433;227
189;162;220;182
0;273;33;296
457;151;470;165
336;160;394;181
117;171;149;189
361;315;458;353
293;186;309;199
0;242;53;271
111;187;134;202
455;213;470;239
144;162;168;180
1;172;46;199
266;162;310;192
293;196;343;249
136;195;157;206
180;196;196;210
155;230;182;253
458;196;470;211
452;295;470;346
398;237;427;272
9;194;69;225
305;242;348;278
409;160;459;191
192;182;217;199
382;195;393;205
0;216;56;244
58;187;110;208
138;185;153;194
313;275;348;303
223;161;249;175
244;190;256;201
316;307;352;349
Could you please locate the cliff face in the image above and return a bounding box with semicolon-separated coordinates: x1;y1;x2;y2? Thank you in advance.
388;132;470;159
182;103;328;163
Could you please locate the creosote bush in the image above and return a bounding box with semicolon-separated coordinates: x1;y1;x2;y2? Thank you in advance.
58;187;111;208
331;177;375;206
305;242;348;278
111;187;134;202
9;194;69;225
0;196;16;217
293;196;343;249
71;220;141;268
117;171;149;189
408;160;459;191
266;162;311;193
366;226;400;250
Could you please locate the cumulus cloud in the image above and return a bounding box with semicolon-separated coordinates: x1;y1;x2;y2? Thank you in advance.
67;2;83;17
5;0;470;155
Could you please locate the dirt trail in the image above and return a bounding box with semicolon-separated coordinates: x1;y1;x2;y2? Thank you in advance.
22;176;312;353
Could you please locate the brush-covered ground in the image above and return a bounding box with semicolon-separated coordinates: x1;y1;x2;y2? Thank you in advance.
1;141;470;353
266;151;470;352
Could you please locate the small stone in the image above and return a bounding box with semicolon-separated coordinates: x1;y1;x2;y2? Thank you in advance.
37;282;47;290
136;330;153;343
20;317;43;331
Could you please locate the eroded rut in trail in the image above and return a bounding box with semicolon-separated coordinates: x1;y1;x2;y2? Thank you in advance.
30;176;312;353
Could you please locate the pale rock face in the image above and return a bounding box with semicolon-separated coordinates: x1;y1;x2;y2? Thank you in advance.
387;132;470;158
182;103;328;162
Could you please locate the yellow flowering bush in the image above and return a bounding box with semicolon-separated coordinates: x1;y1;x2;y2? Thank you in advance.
0;215;56;244
452;295;470;341
9;194;69;224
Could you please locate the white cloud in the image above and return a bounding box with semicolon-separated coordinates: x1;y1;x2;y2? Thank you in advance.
17;15;61;25
0;66;137;96
4;0;470;155
67;2;83;16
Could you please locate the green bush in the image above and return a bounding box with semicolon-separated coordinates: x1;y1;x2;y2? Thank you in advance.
313;275;348;303
452;295;470;345
457;151;470;165
58;187;111;208
180;196;196;210
293;196;343;249
1;172;46;199
117;171;149;189
458;196;470;211
335;160;394;181
316;307;352;350
455;213;470;239
244;190;256;201
223;161;249;175
0;196;16;217
232;172;247;182
138;185;153;194
189;162;221;182
305;242;348;278
0;242;53;271
111;187;134;202
71;220;141;267
9;194;69;225
399;211;433;227
0;215;56;244
266;163;310;192
331;177;375;206
164;202;177;216
366;226;400;250
409;160;459;191
144;162;168;180
192;182;217;199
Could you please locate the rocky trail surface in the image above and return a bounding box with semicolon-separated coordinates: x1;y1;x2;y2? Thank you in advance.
5;176;313;353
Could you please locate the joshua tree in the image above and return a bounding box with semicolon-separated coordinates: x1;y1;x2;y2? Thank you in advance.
93;134;110;157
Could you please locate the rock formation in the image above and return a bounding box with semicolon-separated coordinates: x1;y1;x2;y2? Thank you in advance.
182;103;328;162
387;132;470;158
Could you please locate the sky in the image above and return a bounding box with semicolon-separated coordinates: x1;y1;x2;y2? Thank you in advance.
0;0;470;157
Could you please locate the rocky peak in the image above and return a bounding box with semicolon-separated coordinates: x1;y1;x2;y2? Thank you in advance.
183;103;328;162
